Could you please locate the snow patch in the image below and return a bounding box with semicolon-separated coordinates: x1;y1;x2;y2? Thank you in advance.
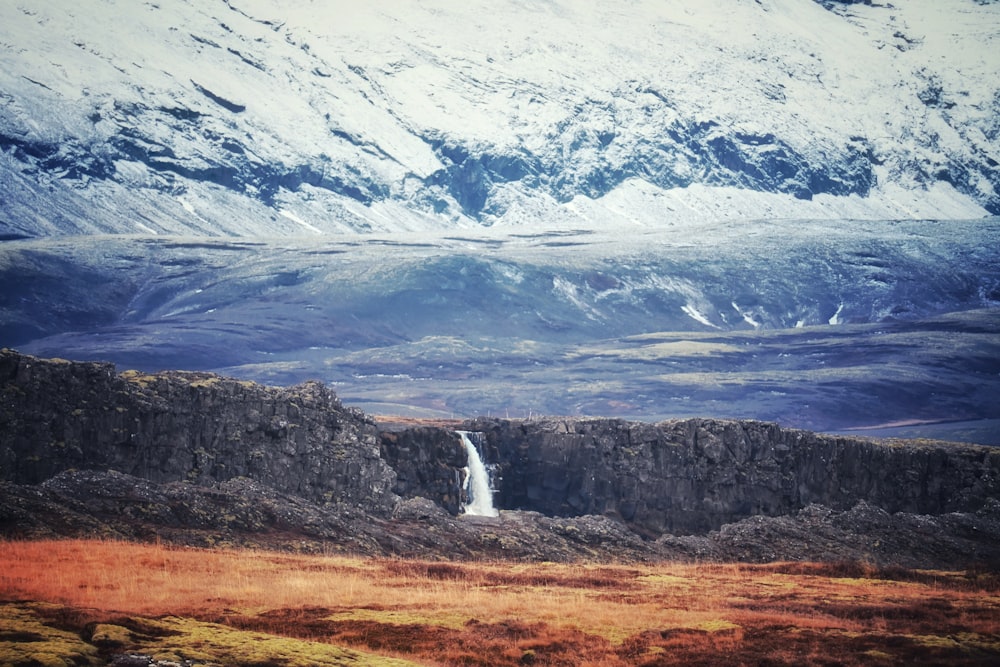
829;303;845;326
682;304;719;329
552;276;604;321
732;302;761;329
279;209;323;235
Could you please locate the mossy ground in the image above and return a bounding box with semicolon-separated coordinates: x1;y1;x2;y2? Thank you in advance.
1;602;422;667
0;603;101;667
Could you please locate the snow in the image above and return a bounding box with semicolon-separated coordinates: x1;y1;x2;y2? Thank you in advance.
0;0;998;237
682;305;718;329
279;210;322;235
829;303;845;326
178;199;198;216
552;276;604;322
733;302;762;329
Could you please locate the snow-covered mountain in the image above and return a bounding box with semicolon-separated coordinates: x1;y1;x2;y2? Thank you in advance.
3;0;1000;438
2;0;998;237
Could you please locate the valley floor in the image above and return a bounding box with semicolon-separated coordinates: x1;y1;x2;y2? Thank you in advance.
7;222;1000;437
1;539;998;666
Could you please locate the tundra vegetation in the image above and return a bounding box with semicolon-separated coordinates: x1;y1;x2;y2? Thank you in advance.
1;539;998;666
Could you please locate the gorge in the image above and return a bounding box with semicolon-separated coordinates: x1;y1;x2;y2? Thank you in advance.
2;349;997;568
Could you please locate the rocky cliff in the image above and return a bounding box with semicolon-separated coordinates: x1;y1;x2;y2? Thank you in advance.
465;417;1000;536
379;426;467;516
2;350;999;567
0;349;397;514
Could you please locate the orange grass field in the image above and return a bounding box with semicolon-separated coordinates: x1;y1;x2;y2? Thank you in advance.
1;539;999;666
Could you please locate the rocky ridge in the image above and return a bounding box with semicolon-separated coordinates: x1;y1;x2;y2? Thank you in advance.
469;416;1000;535
2;350;998;568
0;350;397;514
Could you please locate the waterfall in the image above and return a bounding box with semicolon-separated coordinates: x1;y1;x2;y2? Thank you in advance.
458;431;498;517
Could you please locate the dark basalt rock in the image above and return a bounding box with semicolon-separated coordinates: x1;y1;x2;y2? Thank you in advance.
379;427;466;515
466;416;1000;536
2;468;998;567
2;349;999;567
0;349;398;514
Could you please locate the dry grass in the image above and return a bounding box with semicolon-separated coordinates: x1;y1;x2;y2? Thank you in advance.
2;539;999;665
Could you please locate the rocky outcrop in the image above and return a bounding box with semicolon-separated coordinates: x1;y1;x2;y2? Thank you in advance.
0;349;398;514
3;469;998;568
662;498;1000;568
3;350;999;568
465;417;1000;536
379;427;466;515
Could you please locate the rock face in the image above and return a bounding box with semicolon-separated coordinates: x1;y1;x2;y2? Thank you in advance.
379;427;466;516
3;350;999;567
468;417;1000;536
0;349;397;514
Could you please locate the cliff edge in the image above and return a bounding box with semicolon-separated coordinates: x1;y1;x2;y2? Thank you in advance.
2;350;998;567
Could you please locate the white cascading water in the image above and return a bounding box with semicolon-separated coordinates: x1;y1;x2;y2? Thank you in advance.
458;431;498;517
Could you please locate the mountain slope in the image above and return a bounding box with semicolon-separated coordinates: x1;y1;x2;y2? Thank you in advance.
4;220;999;432
1;0;998;237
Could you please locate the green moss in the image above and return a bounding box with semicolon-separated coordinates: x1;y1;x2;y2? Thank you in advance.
136;616;424;666
21;653;72;667
1;602;423;667
909;634;962;649
909;632;1000;653
954;632;1000;652
326;608;471;631
864;649;894;660
150;651;186;662
121;369;156;388
90;623;132;647
695;619;741;633
0;603;101;667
